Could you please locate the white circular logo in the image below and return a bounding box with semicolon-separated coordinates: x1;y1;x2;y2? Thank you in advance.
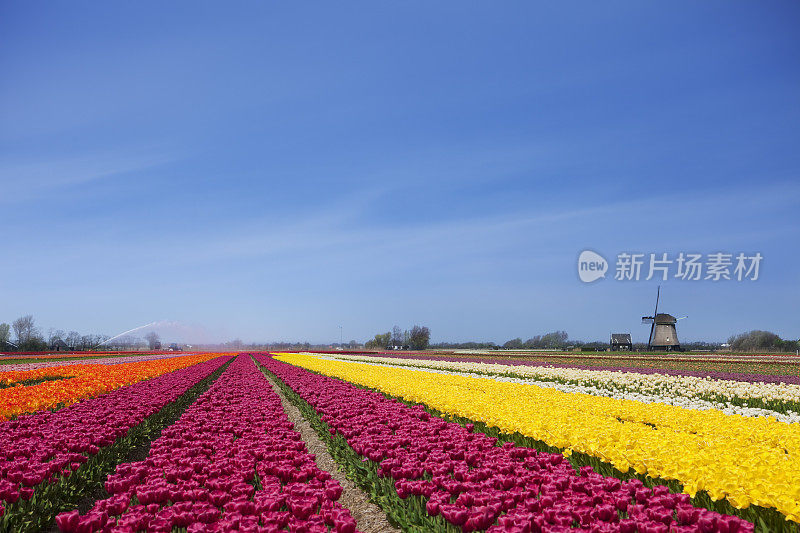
578;250;608;283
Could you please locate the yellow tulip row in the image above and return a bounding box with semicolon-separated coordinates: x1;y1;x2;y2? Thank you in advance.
274;353;800;522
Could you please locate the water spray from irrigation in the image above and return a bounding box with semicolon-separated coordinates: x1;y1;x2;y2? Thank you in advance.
95;320;214;348
95;322;160;347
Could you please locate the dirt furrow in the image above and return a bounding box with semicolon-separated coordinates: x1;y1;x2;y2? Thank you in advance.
260;369;400;533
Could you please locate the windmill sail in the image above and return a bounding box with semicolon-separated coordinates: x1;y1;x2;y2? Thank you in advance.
641;286;660;346
642;286;682;351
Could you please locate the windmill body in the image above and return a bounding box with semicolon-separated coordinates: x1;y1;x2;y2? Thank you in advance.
648;313;680;350
641;287;685;351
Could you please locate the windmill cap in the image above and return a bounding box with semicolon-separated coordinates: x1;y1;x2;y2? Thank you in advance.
654;313;677;323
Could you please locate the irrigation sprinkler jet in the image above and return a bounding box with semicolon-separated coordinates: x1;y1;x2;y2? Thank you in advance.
94;322;159;348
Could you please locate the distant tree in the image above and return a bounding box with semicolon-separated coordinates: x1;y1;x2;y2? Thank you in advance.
79;335;93;350
22;337;48;351
12;315;45;350
0;323;10;347
391;326;404;347
145;332;161;350
523;336;542;349
48;329;65;347
503;338;523;349
430;341;497;349
112;335;135;349
365;332;391;350
408;325;431;350
81;334;108;350
681;341;721;352
540;331;569;349
728;330;783;352
66;331;81;349
776;338;799;352
379;332;391;348
580;341;608;352
520;331;569;349
12;315;38;344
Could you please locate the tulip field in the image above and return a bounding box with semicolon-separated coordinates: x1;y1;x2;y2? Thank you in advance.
1;351;798;532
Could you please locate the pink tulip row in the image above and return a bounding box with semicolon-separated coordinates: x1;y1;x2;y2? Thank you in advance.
0;352;193;372
256;355;753;533
57;355;359;533
0;356;230;514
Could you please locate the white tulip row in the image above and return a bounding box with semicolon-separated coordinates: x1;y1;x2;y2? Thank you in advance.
308;353;800;423
318;353;800;404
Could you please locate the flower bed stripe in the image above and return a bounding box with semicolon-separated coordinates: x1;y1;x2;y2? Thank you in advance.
0;352;193;372
348;353;800;385
254;358;401;533
0;356;232;532
275;353;800;526
56;355;359;533
318;354;800;422
0;352;228;420
258;355;756;533
255;358;450;532
322;353;800;404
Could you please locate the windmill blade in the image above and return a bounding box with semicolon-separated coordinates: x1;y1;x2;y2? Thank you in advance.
646;286;661;350
653;285;660;318
642;317;654;324
676;316;688;321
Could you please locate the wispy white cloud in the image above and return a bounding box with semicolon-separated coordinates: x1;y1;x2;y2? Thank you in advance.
199;179;800;260
0;150;175;202
34;178;799;268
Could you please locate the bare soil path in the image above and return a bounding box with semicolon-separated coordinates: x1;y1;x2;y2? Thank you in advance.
260;369;401;533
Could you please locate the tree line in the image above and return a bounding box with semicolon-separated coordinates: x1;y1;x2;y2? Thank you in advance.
500;330;570;350
727;330;799;352
433;330;799;353
433;331;577;350
1;315;796;354
0;315;111;352
365;325;431;350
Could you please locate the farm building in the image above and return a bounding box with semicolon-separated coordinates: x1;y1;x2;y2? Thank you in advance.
610;333;633;351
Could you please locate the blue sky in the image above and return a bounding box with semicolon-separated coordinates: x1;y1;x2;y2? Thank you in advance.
1;2;798;345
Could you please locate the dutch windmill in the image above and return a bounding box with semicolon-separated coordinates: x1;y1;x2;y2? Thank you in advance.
641;286;687;351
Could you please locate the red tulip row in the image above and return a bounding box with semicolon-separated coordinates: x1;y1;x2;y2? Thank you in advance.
0;356;231;531
256;355;753;533
57;355;359;533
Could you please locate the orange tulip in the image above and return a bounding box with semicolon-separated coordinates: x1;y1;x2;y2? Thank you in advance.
0;353;232;420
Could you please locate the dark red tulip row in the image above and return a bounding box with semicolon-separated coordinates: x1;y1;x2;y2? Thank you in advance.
256;355;753;533
0;356;230;516
57;355;359;533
